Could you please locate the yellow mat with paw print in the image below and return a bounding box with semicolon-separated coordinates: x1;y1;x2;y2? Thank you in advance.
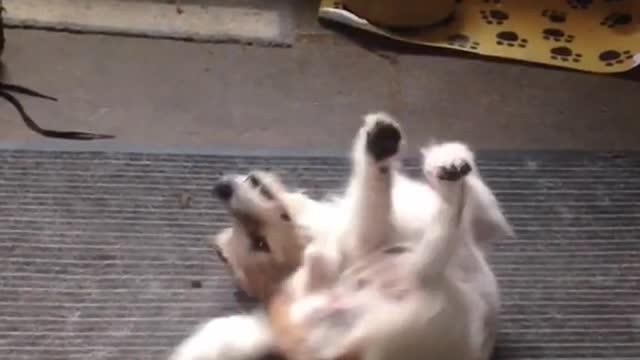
319;0;640;73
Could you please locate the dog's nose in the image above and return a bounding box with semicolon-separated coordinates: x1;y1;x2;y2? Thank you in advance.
213;180;234;201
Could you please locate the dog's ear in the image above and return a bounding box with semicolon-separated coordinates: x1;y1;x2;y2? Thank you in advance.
281;193;309;219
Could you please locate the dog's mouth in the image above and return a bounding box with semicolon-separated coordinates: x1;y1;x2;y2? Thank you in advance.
214;172;300;262
227;211;270;253
249;233;270;252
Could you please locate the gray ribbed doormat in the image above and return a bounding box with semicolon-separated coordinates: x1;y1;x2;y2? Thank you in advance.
0;150;639;359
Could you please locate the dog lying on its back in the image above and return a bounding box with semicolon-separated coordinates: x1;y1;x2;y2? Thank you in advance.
170;113;514;360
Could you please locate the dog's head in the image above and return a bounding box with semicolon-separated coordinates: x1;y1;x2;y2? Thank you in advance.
212;171;309;300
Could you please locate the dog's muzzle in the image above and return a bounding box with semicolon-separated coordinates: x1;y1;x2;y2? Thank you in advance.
213;180;234;201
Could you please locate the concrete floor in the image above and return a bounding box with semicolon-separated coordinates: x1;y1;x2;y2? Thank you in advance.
1;1;639;153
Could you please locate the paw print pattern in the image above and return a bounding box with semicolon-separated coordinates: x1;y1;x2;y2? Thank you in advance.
496;31;528;48
567;0;593;10
480;9;509;25
600;13;633;28
542;28;575;43
550;46;583;63
542;9;567;23
599;50;634;66
446;34;479;50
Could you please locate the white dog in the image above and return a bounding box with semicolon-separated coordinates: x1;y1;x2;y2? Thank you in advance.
170;113;513;360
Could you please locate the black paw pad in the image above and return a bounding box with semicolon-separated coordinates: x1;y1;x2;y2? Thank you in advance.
437;161;472;181
366;122;401;161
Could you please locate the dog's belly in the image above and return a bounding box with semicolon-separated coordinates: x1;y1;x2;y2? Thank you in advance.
272;249;425;360
390;174;441;239
339;247;418;300
283;172;499;360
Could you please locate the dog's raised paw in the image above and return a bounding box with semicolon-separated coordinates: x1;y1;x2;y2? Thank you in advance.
422;142;475;182
364;113;402;161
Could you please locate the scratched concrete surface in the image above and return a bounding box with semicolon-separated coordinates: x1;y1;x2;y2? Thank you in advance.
0;0;638;152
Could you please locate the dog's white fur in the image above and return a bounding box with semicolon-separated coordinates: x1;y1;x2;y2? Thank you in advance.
170;113;513;360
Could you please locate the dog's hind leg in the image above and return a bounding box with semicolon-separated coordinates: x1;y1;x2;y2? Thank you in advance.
415;142;471;282
344;112;404;258
464;167;514;252
426;142;513;252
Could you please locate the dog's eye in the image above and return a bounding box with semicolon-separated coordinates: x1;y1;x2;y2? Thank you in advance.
246;174;261;187
258;350;287;360
245;173;277;201
259;186;274;200
384;245;409;254
280;212;291;221
356;277;370;289
250;234;270;252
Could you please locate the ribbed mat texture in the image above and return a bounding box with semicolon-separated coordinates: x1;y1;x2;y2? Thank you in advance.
0;150;638;359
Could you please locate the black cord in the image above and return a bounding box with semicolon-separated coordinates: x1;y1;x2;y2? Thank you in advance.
0;82;114;140
0;82;58;101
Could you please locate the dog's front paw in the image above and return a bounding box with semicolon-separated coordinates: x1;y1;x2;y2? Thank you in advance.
363;112;403;162
422;142;474;182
